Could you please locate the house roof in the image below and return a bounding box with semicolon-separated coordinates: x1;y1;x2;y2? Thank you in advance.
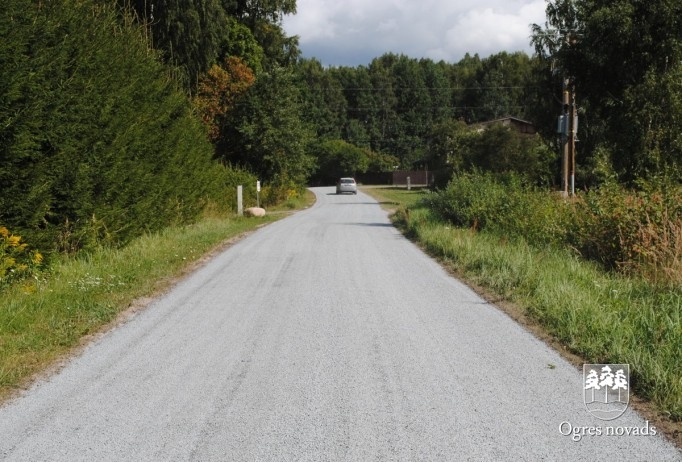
471;116;537;135
474;116;535;127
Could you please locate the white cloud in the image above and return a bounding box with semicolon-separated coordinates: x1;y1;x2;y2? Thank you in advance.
283;0;547;66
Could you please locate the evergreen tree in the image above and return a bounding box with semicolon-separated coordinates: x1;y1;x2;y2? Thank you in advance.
115;0;230;87
1;0;240;251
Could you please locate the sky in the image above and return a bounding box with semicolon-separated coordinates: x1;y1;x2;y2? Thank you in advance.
282;0;548;67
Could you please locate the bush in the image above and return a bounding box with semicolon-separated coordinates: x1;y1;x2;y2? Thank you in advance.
0;226;43;288
0;1;251;254
570;180;682;284
428;172;571;246
428;172;682;285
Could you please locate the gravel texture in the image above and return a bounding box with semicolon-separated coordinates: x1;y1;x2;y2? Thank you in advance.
0;187;679;461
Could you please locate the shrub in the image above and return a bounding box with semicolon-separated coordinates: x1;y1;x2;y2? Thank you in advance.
428;172;571;246
429;172;682;285
427;172;507;230
569;180;682;285
0;226;43;288
0;1;252;254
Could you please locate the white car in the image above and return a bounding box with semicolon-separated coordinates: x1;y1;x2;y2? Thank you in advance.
336;177;358;194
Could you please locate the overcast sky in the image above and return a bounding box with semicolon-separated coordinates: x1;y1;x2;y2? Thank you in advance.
282;0;548;67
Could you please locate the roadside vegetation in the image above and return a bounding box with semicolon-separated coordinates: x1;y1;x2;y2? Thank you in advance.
364;183;681;426
1;0;312;395
0;191;314;401
1;0;681;441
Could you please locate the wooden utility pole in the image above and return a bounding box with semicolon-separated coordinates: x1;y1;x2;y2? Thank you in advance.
562;79;570;196
569;84;577;196
560;78;577;196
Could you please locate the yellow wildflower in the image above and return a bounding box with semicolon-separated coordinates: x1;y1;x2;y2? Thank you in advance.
32;253;44;265
0;227;8;238
8;235;21;247
22;282;37;294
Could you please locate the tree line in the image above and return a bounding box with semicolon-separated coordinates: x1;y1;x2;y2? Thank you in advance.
0;0;298;254
293;0;682;187
293;52;552;185
2;0;681;257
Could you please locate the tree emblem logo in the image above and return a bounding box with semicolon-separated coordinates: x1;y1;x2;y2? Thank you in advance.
583;364;630;420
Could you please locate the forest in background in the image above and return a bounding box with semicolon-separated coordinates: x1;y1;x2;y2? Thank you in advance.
2;0;682;278
294;0;682;187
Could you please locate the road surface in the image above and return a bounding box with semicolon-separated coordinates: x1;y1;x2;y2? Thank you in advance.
0;187;679;461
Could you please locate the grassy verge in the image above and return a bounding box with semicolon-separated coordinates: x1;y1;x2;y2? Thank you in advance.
363;186;681;444
360;185;428;209
0;190;315;401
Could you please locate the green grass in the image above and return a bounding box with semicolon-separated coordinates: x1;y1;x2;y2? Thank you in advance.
361;185;431;209
0;192;315;400
364;187;682;423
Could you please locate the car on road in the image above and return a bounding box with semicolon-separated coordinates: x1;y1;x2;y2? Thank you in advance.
336;177;357;195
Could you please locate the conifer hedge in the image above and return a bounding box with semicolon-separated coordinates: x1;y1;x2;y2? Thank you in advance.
1;0;251;253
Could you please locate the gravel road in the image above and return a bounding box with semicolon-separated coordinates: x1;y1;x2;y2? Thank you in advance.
0;187;679;461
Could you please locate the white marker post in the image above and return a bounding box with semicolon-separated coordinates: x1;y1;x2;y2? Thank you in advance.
256;180;261;208
237;185;243;216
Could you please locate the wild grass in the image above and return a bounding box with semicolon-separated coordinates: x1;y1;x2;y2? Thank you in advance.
0;207;299;400
365;186;682;422
360;186;432;209
426;172;682;286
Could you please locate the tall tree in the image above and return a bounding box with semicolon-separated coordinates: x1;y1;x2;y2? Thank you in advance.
222;0;296;27
421;59;452;122
221;16;265;74
391;55;432;166
116;0;230;87
221;0;299;69
1;0;237;250
295;58;346;140
368;56;401;161
448;53;483;122
532;0;682;180
194;56;256;142
219;67;314;189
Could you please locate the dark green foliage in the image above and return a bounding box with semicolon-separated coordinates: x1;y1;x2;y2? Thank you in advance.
221;0;299;69
218;67;315;192
295;52;540;172
221;16;265;74
429;172;682;284
115;0;230;86
532;0;682;182
310;139;369;184
116;0;298;85
0;0;245;252
425;121;555;187
117;0;306;196
222;0;296;27
428;172;571;246
463;125;555;184
295;58;346;140
425;119;471;186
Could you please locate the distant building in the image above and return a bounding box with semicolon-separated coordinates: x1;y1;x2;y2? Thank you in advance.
472;116;537;136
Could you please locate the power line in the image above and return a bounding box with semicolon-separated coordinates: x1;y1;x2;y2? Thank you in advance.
303;86;543;94
334;86;538;91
